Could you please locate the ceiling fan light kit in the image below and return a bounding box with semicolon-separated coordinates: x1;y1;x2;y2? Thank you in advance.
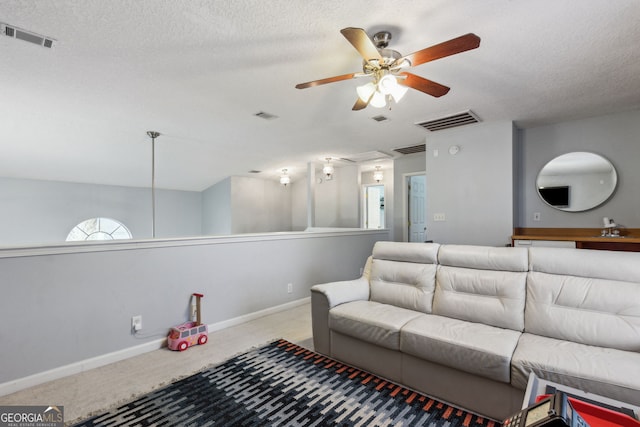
296;27;480;111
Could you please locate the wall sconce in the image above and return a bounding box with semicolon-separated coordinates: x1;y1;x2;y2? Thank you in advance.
322;158;334;179
373;166;384;183
280;169;291;186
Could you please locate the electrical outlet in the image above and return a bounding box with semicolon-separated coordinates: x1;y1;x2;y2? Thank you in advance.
433;213;446;222
131;315;142;332
287;283;293;294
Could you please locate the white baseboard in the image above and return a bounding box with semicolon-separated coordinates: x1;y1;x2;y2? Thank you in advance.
206;297;310;333
0;297;310;397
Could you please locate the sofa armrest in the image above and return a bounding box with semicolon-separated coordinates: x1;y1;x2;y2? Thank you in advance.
310;276;370;355
312;277;370;308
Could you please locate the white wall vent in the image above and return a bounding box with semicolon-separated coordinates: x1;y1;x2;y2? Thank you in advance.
1;23;56;48
392;144;426;155
415;110;480;132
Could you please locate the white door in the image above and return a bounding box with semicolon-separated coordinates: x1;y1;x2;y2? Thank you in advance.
364;185;385;229
408;175;426;242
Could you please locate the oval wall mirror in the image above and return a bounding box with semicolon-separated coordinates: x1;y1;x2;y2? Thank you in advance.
536;152;617;212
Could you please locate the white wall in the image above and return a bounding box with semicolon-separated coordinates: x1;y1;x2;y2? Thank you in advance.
314;165;361;228
518;109;640;228
290;178;308;231
230;176;292;233
0;230;388;391
426;121;515;246
0;177;202;246
336;165;361;228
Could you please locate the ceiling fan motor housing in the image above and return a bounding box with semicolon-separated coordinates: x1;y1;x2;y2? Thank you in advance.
363;50;403;74
373;31;392;48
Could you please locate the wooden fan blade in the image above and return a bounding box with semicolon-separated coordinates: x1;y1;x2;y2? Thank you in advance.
399;72;450;97
295;72;359;89
399;33;480;67
340;27;383;62
352;97;369;111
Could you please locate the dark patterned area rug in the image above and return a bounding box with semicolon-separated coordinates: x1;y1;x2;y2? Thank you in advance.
73;339;498;426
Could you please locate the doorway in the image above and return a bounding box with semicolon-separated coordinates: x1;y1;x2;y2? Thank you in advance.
406;174;426;242
364;185;385;229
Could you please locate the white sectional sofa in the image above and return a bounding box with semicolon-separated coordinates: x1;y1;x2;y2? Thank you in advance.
310;242;640;420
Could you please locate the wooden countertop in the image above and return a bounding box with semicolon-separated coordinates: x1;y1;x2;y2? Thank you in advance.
512;228;640;244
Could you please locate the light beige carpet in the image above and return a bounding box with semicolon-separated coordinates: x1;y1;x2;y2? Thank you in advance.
0;303;312;425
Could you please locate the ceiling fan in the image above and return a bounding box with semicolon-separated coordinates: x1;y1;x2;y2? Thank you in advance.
295;28;480;110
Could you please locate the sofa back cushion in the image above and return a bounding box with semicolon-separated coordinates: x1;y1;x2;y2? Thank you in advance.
369;242;440;313
434;245;528;331
526;247;640;351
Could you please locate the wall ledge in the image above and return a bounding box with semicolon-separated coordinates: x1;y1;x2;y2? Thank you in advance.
0;229;388;259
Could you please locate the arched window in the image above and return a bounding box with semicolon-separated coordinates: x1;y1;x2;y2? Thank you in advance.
66;217;132;241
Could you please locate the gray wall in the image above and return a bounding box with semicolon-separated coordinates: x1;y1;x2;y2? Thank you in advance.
426;121;515;246
0;177;202;246
517;109;640;228
0;230;388;386
393;153;426;242
202;177;232;235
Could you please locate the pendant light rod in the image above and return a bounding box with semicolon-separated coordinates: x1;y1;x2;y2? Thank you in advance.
146;131;161;238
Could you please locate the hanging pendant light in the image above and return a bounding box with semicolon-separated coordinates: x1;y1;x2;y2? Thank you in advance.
146;131;161;238
322;158;334;179
280;169;291;186
373;166;384;183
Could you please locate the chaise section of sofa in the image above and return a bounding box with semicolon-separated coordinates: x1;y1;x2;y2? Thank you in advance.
511;247;640;405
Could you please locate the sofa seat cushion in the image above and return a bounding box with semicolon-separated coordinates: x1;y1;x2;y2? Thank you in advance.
400;314;521;383
329;300;422;350
511;333;640;405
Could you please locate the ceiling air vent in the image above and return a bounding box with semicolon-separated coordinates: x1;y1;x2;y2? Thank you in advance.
1;23;56;48
415;110;480;132
340;150;392;163
371;115;389;122
254;111;278;120
393;144;426;155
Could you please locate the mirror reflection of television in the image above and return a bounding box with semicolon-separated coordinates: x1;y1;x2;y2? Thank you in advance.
539;186;570;207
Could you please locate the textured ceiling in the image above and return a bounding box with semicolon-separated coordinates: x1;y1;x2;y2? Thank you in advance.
1;0;640;191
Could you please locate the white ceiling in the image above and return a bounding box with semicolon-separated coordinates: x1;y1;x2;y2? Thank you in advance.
2;0;640;191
